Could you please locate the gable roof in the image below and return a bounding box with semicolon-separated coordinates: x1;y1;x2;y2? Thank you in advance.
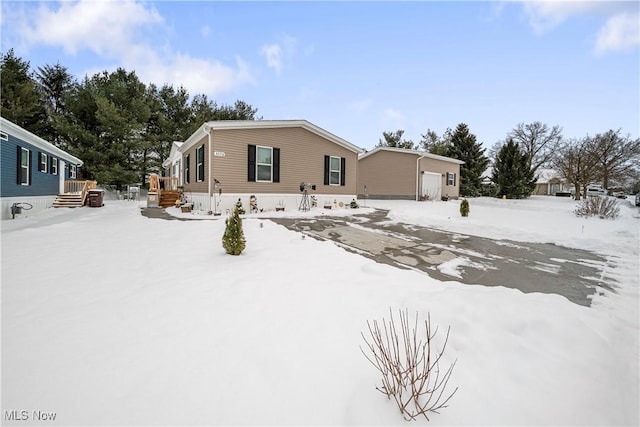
161;141;184;168
359;146;465;165
180;120;364;154
1;116;83;165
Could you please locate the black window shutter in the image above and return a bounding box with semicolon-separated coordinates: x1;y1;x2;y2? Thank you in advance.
49;156;53;174
185;154;190;183
16;146;21;184
340;157;346;186
248;145;256;182
323;155;330;185
38;152;43;172
273;148;280;183
454;173;457;186
28;150;32;185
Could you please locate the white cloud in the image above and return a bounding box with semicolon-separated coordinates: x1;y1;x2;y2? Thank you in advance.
521;1;602;34
261;44;283;75
261;34;298;75
18;0;162;56
594;12;640;55
518;1;639;55
11;0;254;97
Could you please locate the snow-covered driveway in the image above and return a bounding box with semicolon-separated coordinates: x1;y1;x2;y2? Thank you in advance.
2;197;638;425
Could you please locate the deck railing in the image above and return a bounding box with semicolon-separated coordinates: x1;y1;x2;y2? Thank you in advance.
159;177;179;191
64;180;97;205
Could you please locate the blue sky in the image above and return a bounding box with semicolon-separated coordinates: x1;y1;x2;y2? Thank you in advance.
2;1;638;151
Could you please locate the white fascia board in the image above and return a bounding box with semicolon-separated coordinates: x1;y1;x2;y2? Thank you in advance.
179;120;363;155
1;117;83;165
359;146;465;165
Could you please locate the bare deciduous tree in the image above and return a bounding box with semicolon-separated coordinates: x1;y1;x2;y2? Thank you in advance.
552;137;599;200
360;309;458;421
508;121;563;174
590;129;640;189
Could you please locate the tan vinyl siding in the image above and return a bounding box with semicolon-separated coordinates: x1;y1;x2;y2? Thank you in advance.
357;151;417;198
419;157;460;198
182;134;208;194
211;127;357;195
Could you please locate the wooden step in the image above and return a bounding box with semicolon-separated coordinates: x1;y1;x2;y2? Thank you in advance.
53;193;84;208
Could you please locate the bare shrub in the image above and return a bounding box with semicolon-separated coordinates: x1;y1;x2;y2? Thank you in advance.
574;196;620;219
360;309;458;421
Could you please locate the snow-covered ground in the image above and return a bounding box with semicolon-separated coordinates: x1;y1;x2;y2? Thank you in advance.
1;196;638;426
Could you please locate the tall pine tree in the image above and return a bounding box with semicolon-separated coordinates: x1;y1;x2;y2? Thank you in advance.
0;49;47;134
492;139;537;199
447;123;489;197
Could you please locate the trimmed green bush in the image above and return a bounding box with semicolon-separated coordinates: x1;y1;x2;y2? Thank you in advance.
222;206;246;255
460;199;470;217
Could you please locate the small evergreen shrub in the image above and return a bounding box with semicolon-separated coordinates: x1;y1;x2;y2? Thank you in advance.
574;196;620;219
222;206;246;255
460;199;470;217
350;199;359;208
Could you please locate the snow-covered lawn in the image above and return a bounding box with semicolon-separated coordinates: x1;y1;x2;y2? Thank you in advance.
1;196;638;426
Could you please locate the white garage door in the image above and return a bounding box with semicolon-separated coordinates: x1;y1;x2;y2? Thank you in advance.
421;172;442;201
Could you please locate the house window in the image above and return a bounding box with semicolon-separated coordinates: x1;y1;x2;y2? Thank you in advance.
184;154;190;184
324;155;346;186
446;172;456;186
329;156;341;185
19;147;30;185
70;164;77;179
248;145;280;183
39;152;48;173
196;145;205;182
256;146;272;182
173;161;180;179
0;132;7;141
51;158;58;175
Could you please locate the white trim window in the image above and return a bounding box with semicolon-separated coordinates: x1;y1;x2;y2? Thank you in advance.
329;156;341;185
51;158;58;175
256;146;273;182
446;172;456;186
196;145;205;182
70;164;77;179
20;147;30;185
39;152;48;173
0;131;8;141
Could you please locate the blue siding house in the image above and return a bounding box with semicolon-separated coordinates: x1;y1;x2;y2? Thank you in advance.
1;117;84;219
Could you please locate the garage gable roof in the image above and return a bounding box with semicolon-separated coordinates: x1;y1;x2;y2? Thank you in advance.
359;146;465;165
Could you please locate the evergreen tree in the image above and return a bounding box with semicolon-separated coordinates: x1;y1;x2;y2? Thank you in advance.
447;123;489;197
492;139;537;199
460;199;469;217
222;206;246;255
419;127;452;156
0;49;47;134
35;62;75;147
376;129;414;149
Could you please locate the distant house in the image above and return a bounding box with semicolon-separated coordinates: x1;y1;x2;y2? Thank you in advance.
1;117;85;219
162;120;363;212
533;169;571;196
357;147;464;200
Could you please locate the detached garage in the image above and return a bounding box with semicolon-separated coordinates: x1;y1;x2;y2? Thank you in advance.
357;147;464;200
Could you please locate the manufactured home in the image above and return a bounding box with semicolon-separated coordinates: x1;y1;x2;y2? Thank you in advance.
163;120;363;213
1;117;87;219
